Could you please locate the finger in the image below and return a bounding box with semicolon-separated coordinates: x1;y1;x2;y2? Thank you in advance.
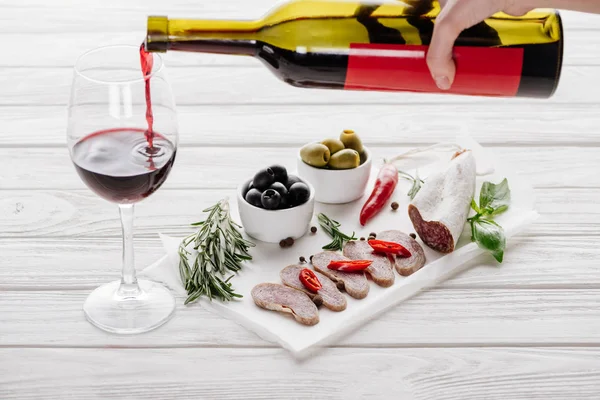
504;3;533;16
427;0;503;90
427;11;461;90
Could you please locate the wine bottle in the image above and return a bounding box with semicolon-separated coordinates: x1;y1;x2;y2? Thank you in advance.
145;0;563;98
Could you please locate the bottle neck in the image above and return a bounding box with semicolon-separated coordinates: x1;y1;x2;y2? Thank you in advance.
145;17;261;56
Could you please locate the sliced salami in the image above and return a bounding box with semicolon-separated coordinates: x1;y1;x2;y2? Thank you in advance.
408;150;476;253
311;252;369;299
251;283;319;326
377;230;426;276
280;264;347;312
343;240;395;288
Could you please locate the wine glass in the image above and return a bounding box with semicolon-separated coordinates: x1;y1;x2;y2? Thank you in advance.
67;44;178;334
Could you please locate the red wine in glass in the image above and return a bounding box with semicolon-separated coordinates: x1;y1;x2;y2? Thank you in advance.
72;128;176;204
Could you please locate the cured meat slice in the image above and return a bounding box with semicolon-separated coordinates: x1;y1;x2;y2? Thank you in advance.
343;241;395;287
377;230;426;276
280;265;347;312
408;150;476;253
251;283;319;326
311;252;369;299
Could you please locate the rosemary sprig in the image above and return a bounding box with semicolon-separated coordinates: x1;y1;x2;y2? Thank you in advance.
318;213;357;251
178;199;255;304
398;170;425;200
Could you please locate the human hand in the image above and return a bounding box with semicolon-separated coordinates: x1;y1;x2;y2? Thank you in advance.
427;0;534;90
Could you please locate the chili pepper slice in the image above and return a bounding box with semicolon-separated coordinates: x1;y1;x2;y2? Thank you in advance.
327;260;373;272
299;268;322;292
359;163;399;226
368;239;412;257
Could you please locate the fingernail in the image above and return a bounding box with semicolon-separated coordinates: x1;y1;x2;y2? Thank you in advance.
435;76;451;90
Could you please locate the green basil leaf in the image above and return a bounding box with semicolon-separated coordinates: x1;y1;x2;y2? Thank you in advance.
472;219;506;263
492;249;505;263
479;178;511;213
490;204;509;217
470;198;480;214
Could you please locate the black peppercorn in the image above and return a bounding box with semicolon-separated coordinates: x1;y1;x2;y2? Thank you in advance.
391;202;399;211
410;233;417;239
360;237;365;241
310;226;317;234
299;256;306;263
369;232;377;238
285;237;294;247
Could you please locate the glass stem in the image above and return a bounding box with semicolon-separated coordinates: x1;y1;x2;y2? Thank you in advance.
117;204;141;297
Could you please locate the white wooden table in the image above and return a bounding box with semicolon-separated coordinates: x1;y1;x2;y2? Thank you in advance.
2;0;600;398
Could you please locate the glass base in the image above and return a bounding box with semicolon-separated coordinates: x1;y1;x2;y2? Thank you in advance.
83;279;175;334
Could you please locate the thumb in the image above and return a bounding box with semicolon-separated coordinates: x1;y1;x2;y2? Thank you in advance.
426;17;459;90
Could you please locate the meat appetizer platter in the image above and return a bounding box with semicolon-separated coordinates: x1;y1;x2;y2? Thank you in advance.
143;135;539;358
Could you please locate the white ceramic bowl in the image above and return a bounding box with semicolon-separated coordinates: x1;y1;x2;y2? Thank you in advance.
237;177;315;244
297;146;372;204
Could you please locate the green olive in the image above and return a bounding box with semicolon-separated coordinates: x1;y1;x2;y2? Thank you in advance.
300;143;331;168
328;149;360;170
320;138;345;155
339;129;364;155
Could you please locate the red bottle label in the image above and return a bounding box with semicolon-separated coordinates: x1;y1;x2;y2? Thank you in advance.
345;44;524;97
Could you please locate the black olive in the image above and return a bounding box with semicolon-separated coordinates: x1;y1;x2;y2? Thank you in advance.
269;165;288;183
261;189;281;210
288;182;311;206
242;180;254;197
245;188;263;208
253;168;276;191
284;174;302;190
279;195;291;209
269;182;288;198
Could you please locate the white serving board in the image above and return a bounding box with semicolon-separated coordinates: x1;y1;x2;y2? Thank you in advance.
142;136;538;358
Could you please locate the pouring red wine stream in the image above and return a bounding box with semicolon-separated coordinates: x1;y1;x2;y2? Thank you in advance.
139;44;155;149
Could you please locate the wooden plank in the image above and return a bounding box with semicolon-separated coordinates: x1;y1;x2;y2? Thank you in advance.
1;146;599;190
3;104;600;147
0;187;597;239
4;30;598;67
1;65;598;106
3;289;600;347
1;234;598;290
3;348;600;400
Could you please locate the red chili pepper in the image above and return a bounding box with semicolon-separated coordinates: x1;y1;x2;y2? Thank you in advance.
368;239;412;258
299;268;322;292
359;163;399;226
327;260;373;272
